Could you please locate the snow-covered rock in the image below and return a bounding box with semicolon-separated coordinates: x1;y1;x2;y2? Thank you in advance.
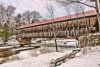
5;38;19;47
9;35;17;39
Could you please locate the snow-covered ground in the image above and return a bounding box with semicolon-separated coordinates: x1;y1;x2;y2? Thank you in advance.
58;46;100;67
0;52;66;67
0;46;100;67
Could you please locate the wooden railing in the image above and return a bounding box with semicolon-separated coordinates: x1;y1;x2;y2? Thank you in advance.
17;28;91;38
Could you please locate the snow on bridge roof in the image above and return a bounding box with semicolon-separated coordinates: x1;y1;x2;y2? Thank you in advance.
18;10;97;29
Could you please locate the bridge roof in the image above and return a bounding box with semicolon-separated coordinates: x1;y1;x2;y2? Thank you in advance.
18;10;97;29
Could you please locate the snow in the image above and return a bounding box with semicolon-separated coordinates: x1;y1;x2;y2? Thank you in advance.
0;46;100;67
5;35;19;47
75;52;83;57
12;47;34;52
16;51;32;59
0;52;66;67
6;39;19;45
0;46;13;49
9;35;17;39
93;33;100;35
58;46;100;67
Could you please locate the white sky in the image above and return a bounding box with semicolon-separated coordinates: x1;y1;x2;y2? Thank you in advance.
0;0;95;18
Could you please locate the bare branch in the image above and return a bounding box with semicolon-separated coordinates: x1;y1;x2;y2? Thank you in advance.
73;1;96;8
56;0;96;8
45;3;55;19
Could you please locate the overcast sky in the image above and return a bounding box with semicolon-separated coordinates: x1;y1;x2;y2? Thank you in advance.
0;0;95;18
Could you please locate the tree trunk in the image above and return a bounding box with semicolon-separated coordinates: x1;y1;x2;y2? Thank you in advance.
54;30;58;52
55;37;58;52
95;0;100;32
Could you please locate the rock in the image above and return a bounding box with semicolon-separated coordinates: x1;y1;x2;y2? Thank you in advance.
0;58;9;64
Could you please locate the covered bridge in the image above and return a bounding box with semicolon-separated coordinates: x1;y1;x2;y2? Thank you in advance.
16;10;98;45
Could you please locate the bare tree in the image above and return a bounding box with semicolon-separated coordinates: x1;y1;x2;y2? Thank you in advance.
21;10;42;23
14;14;22;25
0;4;6;27
6;5;16;20
0;4;16;27
21;11;32;23
45;1;58;52
0;4;16;43
31;11;42;23
6;5;16;28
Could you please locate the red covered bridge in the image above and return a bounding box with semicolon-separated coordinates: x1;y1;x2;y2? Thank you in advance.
17;10;98;45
